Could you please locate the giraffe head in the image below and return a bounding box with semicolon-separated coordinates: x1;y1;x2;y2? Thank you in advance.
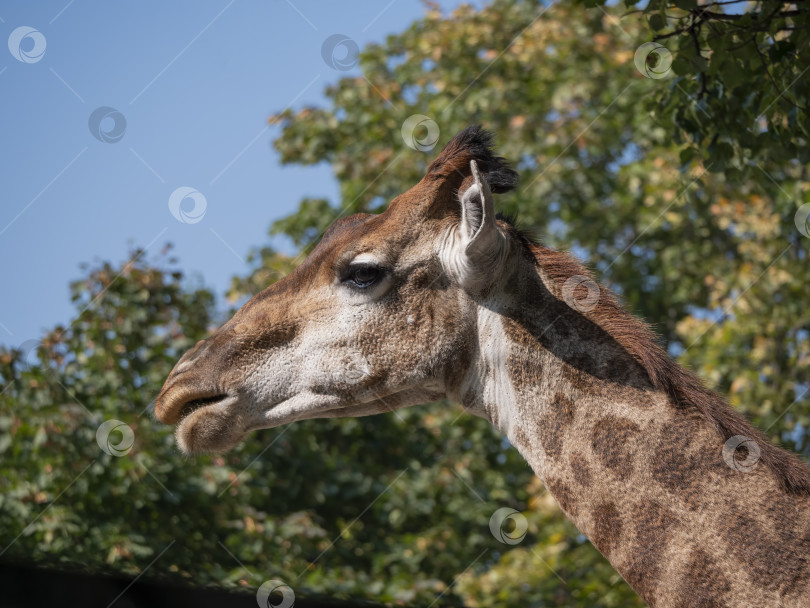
154;126;519;454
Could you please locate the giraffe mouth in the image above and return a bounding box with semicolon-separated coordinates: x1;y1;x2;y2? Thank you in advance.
154;384;232;425
169;392;416;455
177;393;229;422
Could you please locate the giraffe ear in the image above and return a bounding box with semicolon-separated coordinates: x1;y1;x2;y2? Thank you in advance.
440;160;505;290
459;160;499;258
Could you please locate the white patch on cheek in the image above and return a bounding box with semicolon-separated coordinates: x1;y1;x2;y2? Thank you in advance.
251;293;371;403
320;302;374;390
239;287;343;411
307;347;370;388
232;279;411;432
246;339;299;409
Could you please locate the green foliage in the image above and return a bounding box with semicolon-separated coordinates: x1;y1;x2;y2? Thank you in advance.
2;1;808;606
0;249;551;604
577;0;810;170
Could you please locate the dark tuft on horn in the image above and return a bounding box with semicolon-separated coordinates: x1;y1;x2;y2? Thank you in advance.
427;125;519;193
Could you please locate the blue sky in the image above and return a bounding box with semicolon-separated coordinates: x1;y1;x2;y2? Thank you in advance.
0;0;481;348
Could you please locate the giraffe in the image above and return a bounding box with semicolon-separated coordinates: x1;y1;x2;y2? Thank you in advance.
155;126;810;606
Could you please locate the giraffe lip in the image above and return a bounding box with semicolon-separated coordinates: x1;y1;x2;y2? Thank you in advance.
172;392;247;455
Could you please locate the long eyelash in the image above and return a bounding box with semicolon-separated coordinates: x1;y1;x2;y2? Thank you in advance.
342;263;383;288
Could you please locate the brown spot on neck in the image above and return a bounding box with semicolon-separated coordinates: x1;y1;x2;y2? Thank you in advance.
569;452;592;488
590;416;641;476
535;392;577;459
674;549;731;608
590;502;622;558
546;477;577;517
622;499;681;602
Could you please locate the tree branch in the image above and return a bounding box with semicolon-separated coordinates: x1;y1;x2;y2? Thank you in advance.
752;37;808;111
653;28;689;40
689;15;709;99
698;8;807;19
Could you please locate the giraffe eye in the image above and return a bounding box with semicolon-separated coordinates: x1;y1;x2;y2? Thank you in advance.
344;264;383;288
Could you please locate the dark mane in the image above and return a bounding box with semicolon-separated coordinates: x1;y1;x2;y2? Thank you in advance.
515;232;810;495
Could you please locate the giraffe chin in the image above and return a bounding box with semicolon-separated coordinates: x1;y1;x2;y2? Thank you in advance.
174;398;249;455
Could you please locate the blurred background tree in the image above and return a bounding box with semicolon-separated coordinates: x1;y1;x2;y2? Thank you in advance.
2;0;808;606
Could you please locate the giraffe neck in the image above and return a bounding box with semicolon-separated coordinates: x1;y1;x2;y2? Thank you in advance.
456;258;810;607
